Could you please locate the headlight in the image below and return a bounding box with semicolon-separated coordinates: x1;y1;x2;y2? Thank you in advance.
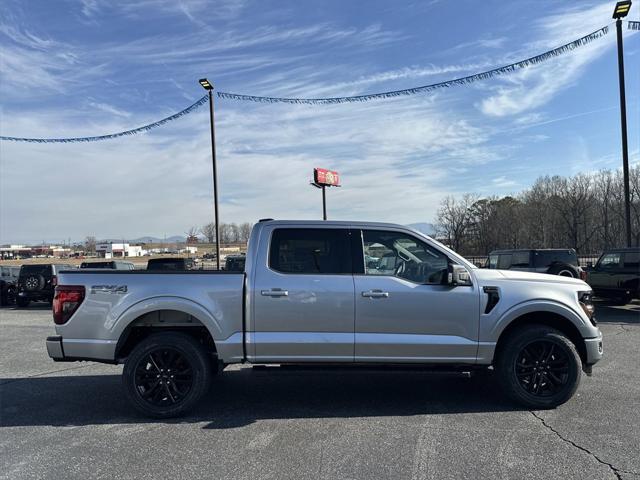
579;291;596;325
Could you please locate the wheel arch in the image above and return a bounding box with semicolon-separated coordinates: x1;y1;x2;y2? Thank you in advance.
493;310;587;365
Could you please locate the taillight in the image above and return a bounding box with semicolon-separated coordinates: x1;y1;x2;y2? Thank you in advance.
53;285;85;325
580;270;587;281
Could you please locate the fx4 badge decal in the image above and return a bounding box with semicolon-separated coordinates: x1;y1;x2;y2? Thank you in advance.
90;285;128;294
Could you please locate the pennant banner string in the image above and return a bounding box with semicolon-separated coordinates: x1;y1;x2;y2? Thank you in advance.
0;95;209;143
3;22;638;143
217;25;611;105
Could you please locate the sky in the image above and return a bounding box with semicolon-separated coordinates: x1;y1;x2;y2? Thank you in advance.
0;0;638;244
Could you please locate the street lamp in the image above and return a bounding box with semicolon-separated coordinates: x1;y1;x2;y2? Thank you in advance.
612;1;633;247
199;78;221;269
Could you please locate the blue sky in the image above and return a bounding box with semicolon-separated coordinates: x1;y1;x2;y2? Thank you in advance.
0;0;638;244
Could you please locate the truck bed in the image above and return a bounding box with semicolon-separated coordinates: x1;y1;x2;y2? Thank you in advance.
52;270;245;363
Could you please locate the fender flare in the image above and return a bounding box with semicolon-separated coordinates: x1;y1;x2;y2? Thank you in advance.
108;295;225;345
489;299;589;340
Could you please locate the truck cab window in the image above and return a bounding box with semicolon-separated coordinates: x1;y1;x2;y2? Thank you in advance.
598;253;621;269
362;230;448;284
269;228;351;274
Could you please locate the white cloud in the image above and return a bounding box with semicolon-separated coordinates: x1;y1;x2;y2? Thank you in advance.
478;3;623;117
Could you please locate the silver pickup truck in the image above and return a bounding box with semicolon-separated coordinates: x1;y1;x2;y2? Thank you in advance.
47;220;603;417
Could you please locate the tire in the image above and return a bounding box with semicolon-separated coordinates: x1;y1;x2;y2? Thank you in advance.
614;294;632;306
16;297;30;308
122;332;212;418
496;325;581;409
547;263;579;278
24;275;45;291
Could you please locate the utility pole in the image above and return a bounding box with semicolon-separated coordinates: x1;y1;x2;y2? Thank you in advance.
613;1;633;246
199;78;221;268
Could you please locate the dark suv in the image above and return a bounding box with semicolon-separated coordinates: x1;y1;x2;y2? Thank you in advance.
586;248;639;305
16;264;74;307
80;260;135;270
487;249;583;278
146;258;196;271
1;266;21;306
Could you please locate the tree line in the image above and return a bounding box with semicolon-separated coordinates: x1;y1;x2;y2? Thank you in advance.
435;166;640;255
190;222;253;244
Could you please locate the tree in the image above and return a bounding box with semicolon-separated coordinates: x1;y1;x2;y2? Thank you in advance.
436;194;477;252
239;223;253;243
200;223;216;243
85;236;96;254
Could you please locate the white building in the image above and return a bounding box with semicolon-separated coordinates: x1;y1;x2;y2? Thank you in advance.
96;243;146;259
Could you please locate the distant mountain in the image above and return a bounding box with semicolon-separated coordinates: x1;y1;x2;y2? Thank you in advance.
99;235;186;244
406;223;437;236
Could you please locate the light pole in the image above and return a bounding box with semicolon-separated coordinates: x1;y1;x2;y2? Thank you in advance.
613;1;633;247
199;78;221;269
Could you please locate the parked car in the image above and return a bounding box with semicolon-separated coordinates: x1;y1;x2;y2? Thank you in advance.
586;248;639;305
80;260;135;270
47;220;602;417
224;253;246;272
0;266;21;306
146;257;196;271
487;249;584;279
17;263;74;307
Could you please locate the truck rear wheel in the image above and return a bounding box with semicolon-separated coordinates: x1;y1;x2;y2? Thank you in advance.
496;325;581;409
122;332;212;418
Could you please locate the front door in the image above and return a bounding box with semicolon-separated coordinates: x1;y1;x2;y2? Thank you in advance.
354;229;480;363
252;227;355;362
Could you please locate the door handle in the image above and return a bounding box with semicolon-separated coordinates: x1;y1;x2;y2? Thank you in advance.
362;290;389;298
261;289;289;297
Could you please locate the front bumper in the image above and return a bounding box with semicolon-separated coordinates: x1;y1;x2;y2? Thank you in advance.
584;330;604;366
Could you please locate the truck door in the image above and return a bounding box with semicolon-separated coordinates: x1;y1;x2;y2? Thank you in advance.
353;229;480;363
252;227;355;362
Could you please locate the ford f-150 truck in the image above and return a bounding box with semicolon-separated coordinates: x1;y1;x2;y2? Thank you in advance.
47;220;603;417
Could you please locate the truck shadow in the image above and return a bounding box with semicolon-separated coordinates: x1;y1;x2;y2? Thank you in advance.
1;368;522;429
594;301;639;324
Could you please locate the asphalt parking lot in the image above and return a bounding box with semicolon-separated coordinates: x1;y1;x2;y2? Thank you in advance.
1;302;638;480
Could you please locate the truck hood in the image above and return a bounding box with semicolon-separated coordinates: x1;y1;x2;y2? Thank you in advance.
474;268;588;288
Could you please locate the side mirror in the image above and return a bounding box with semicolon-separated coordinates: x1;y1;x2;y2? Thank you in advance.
586;261;593;269
447;264;473;286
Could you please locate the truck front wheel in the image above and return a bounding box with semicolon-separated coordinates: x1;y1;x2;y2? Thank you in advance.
496;325;581;409
122;332;212;418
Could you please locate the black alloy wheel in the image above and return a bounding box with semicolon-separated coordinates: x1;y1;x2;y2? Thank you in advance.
123;332;212;418
133;347;194;407
514;340;570;397
497;325;581;409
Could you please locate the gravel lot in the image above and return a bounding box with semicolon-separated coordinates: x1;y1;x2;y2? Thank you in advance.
1;302;638;480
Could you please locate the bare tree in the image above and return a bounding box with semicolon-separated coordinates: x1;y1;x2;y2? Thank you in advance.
436;194;477;251
433;166;638;255
239;223;253;243
85;236;96;254
200;223;216;243
185;226;199;238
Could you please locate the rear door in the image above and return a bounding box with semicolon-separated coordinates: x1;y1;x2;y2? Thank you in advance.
353;229;480;363
252;227;355;362
590;252;622;291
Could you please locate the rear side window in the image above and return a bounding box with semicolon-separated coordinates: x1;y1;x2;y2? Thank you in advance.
497;254;512;269
269;228;351;274
488;255;498;269
510;252;530;267
20;265;51;276
534;251;577;267
622;252;639;270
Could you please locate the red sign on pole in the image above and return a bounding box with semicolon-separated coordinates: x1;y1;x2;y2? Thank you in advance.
314;168;340;186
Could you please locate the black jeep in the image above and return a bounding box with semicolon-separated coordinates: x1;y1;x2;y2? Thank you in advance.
16;263;74;308
586;248;639;305
487;249;583;278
